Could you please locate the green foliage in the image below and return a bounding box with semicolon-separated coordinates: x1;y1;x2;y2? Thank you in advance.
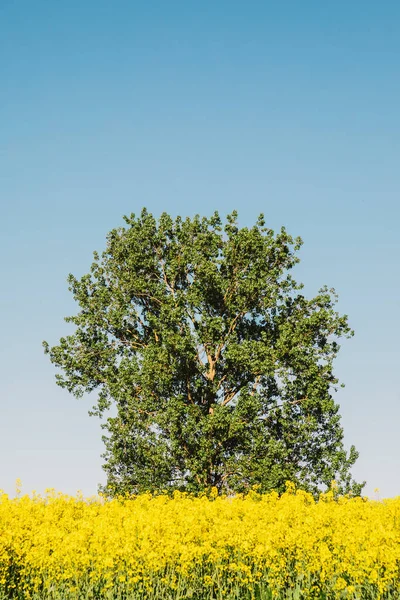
43;209;364;496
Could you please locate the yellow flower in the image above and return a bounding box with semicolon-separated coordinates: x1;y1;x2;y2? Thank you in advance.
1;483;400;597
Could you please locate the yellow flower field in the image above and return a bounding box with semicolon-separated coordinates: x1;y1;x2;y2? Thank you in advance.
1;484;399;599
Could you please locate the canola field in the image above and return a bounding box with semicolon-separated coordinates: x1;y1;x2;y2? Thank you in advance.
1;484;400;600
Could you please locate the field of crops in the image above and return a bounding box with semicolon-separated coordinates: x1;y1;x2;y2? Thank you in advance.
1;483;400;600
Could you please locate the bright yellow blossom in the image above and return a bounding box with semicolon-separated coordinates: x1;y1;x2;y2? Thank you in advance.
0;486;399;598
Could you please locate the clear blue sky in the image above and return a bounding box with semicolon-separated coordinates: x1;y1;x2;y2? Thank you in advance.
1;1;399;498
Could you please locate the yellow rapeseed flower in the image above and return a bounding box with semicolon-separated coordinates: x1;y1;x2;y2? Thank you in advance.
1;485;399;599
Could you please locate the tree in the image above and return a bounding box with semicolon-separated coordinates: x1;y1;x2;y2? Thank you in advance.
43;209;364;497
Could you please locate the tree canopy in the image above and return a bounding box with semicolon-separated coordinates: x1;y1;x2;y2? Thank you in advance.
43;209;364;496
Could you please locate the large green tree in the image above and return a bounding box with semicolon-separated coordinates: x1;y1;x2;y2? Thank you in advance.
44;209;363;496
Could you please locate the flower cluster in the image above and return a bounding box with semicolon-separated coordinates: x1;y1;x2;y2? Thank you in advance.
1;483;399;599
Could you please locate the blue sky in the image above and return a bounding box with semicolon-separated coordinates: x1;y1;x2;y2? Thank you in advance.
1;1;399;498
